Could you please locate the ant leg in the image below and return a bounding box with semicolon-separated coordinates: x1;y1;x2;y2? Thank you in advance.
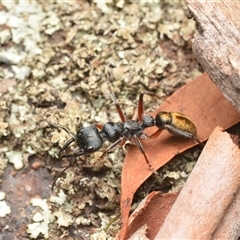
60;149;84;158
164;125;204;147
193;136;204;147
134;136;162;182
149;125;204;147
148;128;164;139
137;92;168;122
137;92;145;122
109;92;126;122
99;137;123;159
134;136;157;174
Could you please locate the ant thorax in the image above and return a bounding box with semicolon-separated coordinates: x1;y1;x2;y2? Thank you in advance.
122;120;143;139
100;122;123;143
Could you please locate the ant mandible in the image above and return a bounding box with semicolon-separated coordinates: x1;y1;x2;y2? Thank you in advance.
49;90;202;190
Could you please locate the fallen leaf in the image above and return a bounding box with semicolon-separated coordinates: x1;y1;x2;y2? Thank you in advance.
155;126;240;239
126;191;179;240
117;73;240;239
127;224;149;240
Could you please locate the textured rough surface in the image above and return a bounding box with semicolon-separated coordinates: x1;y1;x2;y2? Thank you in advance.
187;0;240;112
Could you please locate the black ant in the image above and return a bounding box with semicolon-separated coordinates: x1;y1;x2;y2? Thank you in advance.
49;91;202;190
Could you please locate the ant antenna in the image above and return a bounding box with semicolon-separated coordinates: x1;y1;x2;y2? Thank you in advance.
41;119;78;190
42;119;76;139
51;164;71;191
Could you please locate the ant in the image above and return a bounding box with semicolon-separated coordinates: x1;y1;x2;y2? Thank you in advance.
48;89;202;190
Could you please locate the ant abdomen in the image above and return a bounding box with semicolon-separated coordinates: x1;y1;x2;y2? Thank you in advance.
155;111;197;139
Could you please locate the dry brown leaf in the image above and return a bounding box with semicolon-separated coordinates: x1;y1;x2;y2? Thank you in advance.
117;73;240;239
127;224;149;240
126;191;179;240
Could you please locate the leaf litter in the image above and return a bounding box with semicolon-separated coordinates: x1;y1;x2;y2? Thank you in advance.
1;1;240;240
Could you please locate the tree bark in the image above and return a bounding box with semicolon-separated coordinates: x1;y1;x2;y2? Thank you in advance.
186;0;240;113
